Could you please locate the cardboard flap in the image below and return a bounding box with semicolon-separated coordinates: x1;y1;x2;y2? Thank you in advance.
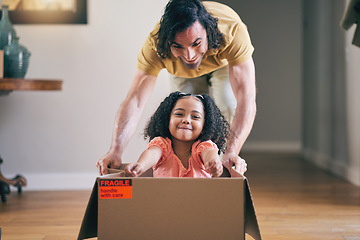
228;167;245;178
108;165;153;177
244;178;262;240
227;167;261;239
77;181;98;240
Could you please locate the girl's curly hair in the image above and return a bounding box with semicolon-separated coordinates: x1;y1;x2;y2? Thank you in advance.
154;0;224;59
144;91;230;153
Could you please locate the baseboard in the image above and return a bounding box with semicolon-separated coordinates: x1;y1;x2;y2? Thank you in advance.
6;171;98;191
303;150;360;186
242;141;301;153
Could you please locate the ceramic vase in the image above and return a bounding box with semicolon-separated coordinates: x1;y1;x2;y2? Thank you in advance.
0;5;16;50
3;37;31;78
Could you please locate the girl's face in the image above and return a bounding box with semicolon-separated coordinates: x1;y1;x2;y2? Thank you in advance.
169;96;205;143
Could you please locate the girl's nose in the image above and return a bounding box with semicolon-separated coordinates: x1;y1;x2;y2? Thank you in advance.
182;118;190;124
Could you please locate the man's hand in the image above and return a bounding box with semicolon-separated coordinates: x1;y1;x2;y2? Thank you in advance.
222;153;247;175
96;151;122;175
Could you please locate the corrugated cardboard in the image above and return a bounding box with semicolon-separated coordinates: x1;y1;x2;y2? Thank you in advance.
78;166;261;240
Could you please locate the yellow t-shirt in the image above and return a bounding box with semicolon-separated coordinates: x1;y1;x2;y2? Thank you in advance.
136;1;254;78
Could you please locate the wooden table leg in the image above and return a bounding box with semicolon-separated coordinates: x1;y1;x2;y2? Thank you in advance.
0;156;26;202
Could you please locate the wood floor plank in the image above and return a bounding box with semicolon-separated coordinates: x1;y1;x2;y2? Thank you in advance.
0;153;359;240
243;153;360;240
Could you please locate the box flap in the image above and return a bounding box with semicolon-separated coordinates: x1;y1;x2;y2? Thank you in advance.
77;181;98;240
244;178;262;240
227;167;262;240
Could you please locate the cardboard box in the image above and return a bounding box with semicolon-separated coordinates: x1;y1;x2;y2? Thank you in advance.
78;166;261;240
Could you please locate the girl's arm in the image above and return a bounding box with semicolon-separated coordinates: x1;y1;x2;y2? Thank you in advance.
125;146;162;177
201;148;223;177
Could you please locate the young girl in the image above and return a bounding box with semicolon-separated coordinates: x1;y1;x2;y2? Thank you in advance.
125;91;230;178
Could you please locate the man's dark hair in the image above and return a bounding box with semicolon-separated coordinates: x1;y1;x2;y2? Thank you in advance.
144;91;230;153
155;0;224;59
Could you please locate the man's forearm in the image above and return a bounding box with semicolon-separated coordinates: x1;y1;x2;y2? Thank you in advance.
226;101;256;155
226;57;256;155
108;69;158;156
109;98;143;155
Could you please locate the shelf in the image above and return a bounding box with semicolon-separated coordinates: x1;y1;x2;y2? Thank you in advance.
0;78;63;201
0;78;63;91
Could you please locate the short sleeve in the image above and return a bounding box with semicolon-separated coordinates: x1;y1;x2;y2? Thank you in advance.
148;137;172;169
219;22;254;66
136;24;165;77
148;137;170;152
194;140;218;155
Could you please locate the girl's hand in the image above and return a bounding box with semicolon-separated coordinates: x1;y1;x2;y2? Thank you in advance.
204;160;223;177
125;146;162;177
125;163;144;177
202;148;223;177
222;153;247;175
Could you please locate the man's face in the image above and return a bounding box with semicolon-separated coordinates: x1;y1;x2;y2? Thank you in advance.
170;21;208;70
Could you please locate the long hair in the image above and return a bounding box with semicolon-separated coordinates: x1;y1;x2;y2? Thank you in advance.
155;0;224;59
144;91;230;153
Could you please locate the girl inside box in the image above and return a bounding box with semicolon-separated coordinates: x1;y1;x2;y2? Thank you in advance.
125;91;246;178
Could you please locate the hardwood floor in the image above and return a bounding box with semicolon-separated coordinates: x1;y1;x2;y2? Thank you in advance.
244;153;360;240
0;153;359;240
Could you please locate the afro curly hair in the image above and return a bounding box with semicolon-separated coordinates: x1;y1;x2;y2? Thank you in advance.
144;91;230;153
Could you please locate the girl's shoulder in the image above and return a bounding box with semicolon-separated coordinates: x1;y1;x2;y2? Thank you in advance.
193;140;218;154
148;137;172;152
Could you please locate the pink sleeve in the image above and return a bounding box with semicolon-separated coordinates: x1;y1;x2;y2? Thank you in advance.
148;137;171;168
195;140;218;155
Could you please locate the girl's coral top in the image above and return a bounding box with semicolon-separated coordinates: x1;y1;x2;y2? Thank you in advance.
148;137;218;178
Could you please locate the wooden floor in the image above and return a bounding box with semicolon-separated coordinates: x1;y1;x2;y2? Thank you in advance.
0;153;359;240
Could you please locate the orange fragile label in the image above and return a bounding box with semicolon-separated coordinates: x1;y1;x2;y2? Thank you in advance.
99;179;132;199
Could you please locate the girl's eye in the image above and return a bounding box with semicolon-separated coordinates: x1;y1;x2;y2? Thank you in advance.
192;115;201;120
174;112;183;116
193;42;201;47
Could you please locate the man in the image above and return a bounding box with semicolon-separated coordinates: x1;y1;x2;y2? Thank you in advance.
97;0;256;175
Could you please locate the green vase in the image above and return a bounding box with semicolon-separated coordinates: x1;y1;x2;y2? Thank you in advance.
3;37;31;78
0;5;16;50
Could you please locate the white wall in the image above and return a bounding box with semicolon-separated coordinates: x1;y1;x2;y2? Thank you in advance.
0;0;170;190
0;0;303;190
220;0;302;152
345;25;360;186
302;0;360;186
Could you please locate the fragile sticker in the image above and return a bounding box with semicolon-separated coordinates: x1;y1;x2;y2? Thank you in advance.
99;179;132;199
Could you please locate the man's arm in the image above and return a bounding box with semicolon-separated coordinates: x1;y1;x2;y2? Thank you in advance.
222;57;256;173
96;69;157;175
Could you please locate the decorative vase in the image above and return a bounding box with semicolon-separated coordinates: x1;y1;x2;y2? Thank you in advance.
0;5;16;50
3;37;31;78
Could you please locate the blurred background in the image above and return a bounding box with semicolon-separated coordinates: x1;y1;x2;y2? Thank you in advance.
0;0;359;190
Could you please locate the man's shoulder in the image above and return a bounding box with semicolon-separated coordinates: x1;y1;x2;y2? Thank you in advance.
203;1;241;21
203;1;246;47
